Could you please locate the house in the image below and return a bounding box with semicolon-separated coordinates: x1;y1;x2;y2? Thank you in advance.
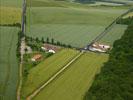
31;54;42;62
41;44;60;53
89;42;111;53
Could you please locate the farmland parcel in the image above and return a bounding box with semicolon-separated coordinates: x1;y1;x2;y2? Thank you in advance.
0;27;19;100
98;24;127;45
0;7;21;25
21;49;79;98
26;0;128;48
33;52;108;100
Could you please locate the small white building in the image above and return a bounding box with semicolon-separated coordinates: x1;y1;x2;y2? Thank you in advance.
48;49;55;53
89;42;111;53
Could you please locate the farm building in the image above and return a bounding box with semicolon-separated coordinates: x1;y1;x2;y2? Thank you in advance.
89;42;111;53
41;44;60;53
31;54;42;62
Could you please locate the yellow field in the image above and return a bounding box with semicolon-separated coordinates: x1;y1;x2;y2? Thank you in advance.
123;12;133;18
0;7;22;25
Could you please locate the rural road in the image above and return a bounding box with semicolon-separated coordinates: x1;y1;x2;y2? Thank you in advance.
17;37;26;100
17;0;26;99
26;51;84;100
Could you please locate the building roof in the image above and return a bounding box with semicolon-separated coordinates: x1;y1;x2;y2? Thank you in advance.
43;44;60;52
92;42;110;50
32;54;42;60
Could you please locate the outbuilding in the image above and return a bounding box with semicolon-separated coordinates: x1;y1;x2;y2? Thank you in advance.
89;42;111;53
31;54;42;62
41;44;60;53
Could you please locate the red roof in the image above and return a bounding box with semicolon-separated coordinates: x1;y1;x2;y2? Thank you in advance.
32;54;42;61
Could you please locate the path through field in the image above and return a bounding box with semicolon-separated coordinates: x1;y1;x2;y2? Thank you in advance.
33;52;109;100
26;51;84;100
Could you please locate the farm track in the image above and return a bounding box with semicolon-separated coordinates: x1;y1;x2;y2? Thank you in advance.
1;31;15;99
17;38;26;100
26;51;84;100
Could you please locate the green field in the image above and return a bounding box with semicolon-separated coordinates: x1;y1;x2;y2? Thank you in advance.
0;26;19;100
0;7;22;25
21;49;79;98
0;0;22;7
33;52;108;100
98;24;127;45
26;4;128;47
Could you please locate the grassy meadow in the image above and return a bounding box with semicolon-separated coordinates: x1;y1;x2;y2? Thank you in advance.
26;4;128;47
98;24;127;45
0;26;19;100
33;52;108;100
21;49;79;98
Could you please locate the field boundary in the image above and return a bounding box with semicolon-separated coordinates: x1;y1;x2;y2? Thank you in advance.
26;51;84;100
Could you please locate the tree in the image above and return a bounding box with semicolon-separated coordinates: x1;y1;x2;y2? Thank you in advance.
24;48;28;52
51;38;54;44
67;44;72;48
35;37;39;43
57;41;61;46
46;37;49;43
41;37;45;43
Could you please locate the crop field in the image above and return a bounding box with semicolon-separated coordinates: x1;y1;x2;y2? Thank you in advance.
0;26;19;100
98;24;127;45
21;49;79;98
33;52;108;100
0;0;22;7
0;7;21;25
26;4;128;48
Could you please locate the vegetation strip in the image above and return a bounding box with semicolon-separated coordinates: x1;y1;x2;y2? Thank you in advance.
26;51;84;100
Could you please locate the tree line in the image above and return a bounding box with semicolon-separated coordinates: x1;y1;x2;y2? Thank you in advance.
84;17;133;100
25;36;72;51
